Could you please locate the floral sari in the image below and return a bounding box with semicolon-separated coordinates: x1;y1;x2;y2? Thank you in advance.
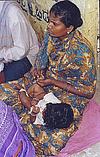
0;30;96;156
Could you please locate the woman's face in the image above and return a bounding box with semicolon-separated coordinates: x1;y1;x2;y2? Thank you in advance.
47;12;69;40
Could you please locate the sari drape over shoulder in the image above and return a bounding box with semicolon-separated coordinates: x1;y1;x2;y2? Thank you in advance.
0;30;96;156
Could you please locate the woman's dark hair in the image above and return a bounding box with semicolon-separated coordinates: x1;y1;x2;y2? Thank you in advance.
43;103;74;129
50;0;83;29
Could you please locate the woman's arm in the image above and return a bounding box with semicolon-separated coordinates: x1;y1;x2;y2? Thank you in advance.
51;79;95;99
37;78;96;99
31;32;49;78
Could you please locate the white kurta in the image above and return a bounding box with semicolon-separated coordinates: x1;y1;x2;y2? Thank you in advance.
0;1;39;72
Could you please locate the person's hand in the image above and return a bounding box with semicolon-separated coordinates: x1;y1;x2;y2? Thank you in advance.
37;78;53;87
31;105;40;114
30;67;45;80
30;67;41;79
29;104;40;123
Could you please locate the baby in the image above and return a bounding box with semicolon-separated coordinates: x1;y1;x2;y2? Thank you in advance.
19;83;74;129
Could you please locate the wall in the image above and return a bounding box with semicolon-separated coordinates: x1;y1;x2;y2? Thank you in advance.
18;0;98;53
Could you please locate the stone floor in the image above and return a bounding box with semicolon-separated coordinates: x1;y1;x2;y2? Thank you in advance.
71;81;100;157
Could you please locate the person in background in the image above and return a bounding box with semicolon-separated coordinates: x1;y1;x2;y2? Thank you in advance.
0;1;39;83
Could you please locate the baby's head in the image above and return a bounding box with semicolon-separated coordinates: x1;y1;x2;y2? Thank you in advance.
43;103;74;129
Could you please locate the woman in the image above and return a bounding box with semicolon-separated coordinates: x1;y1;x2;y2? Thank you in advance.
0;0;96;156
0;101;35;157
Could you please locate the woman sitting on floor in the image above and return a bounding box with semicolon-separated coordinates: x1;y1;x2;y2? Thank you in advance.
0;0;96;156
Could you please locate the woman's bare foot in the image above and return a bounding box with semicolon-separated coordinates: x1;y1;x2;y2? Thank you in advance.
13;141;23;157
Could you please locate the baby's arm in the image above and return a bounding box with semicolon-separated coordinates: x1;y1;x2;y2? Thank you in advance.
19;89;40;123
19;89;40;114
19;89;31;110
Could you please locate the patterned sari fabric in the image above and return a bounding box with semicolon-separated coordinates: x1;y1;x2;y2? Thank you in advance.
0;30;96;156
0;101;35;157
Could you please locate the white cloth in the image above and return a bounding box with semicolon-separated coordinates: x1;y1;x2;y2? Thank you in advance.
0;1;4;13
34;92;61;125
0;1;39;72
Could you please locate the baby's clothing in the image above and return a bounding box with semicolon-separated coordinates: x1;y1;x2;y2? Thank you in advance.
34;92;61;125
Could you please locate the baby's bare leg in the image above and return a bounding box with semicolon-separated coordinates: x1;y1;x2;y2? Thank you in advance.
28;83;46;100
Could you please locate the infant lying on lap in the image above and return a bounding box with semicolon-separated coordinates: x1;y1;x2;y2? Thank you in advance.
19;84;74;129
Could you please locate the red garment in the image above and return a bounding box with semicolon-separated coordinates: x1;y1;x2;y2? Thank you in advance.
0;71;5;83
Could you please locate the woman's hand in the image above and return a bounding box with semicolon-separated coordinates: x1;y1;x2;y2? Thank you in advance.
30;67;41;79
30;67;45;80
37;78;54;87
